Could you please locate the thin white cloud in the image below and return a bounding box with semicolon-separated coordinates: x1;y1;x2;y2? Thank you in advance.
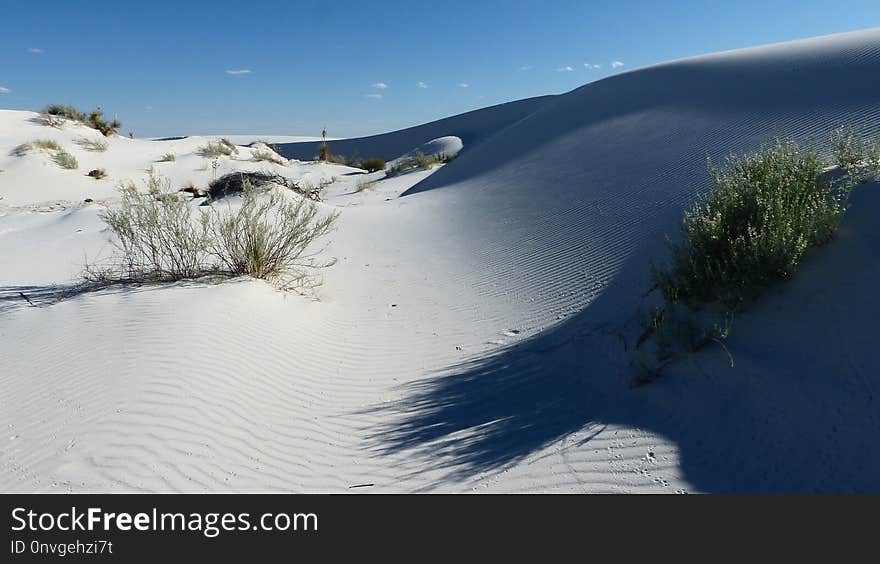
458;82;469;88
145;106;153;110
519;65;534;71
0;87;10;94
371;82;388;89
556;66;574;72
28;47;44;54
225;69;252;75
417;81;429;89
365;93;383;99
611;61;624;68
584;63;601;69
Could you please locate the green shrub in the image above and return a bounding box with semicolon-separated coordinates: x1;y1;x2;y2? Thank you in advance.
831;126;880;182
653;139;847;310
198;139;238;158
44;104;87;122
361;158;385;172
52;149;78;169
637;133;880;380
99;174;209;280
75;137;108;152
86;109;121;136
206;182;338;280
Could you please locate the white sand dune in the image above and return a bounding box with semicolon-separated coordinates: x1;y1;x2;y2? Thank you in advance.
277;95;555;161
2;29;880;493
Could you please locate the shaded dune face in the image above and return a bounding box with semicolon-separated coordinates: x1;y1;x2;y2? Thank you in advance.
365;29;880;492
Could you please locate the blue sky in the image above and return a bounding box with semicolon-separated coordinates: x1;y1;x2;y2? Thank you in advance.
1;0;879;137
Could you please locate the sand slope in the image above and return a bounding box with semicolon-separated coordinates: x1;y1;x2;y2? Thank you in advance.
276;95;555;161
2;29;880;492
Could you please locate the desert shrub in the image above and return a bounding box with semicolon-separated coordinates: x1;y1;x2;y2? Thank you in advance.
87;168;107;180
198;139;238;158
86;109;121;136
386;152;446;176
318;144;330;162
361;158;385;172
75;137;108;152
158;153;176;162
208;171;320;201
653;139;848;310
98;174;209;281
415;151;432;169
252;147;287;165
356;179;376;192
44;104;87;122
42;105;121;136
205;182;338;280
35;113;66;128
11;139;62;156
637;135;880;379
10;143;33;156
52;149;78;169
92;173;337;286
831;126;880;182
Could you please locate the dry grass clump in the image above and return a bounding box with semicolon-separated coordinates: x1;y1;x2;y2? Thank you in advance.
158;153;176;162
10;139;61;156
75;137;109;152
198;139;239;158
251;144;287;165
52;149;78;169
88;172;337;289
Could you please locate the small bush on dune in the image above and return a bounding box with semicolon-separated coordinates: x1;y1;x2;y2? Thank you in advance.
361;158;385;172
252;147;287;165
831;125;880;182
90;172;337;287
318;144;331;162
75;136;108;152
198;139;239;158
206;182;338;280
11;139;62;156
42;105;121;136
159;153;176;162
44;104;87;122
356;179;376;192
208;171;321;201
86;109;121;137
98;174;209;281
653;139;844;310
386;152;448;177
87;168;107;180
52;148;78;169
10;143;33;157
640;132;879;380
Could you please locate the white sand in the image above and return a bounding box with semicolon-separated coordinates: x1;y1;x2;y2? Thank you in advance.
2;28;880;493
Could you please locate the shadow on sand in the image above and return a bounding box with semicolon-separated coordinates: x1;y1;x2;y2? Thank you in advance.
366;187;880;492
